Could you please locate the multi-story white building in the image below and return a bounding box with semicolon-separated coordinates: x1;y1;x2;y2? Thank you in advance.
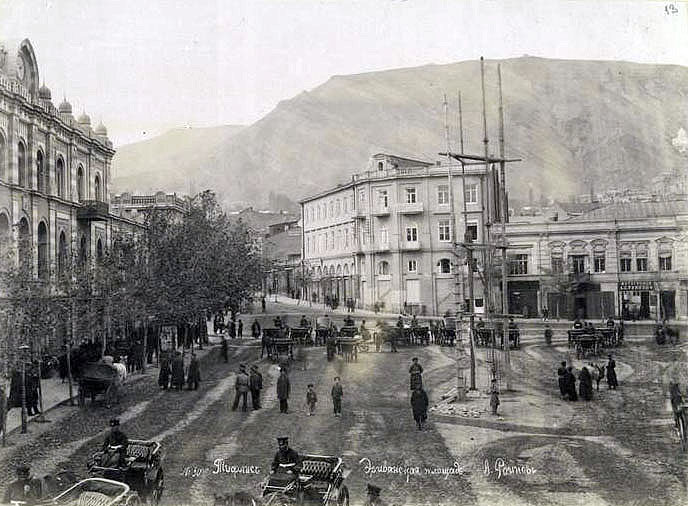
301;153;500;316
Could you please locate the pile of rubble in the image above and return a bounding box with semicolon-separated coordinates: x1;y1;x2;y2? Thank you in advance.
429;387;490;418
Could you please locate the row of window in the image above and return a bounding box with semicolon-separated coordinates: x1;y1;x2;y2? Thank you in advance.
548;253;673;274
377;258;453;275
0;138;101;201
306;226;355;254
304;183;481;224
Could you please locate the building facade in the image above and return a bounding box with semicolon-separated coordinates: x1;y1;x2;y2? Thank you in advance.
301;153;500;315
504;201;688;320
110;191;189;224
0;39;140;281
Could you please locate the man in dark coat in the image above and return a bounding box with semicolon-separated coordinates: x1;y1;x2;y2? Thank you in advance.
250;365;263;410
170;352;185;390
232;364;250;412
331;376;343;417
261;331;271;359
229;320;236;339
411;386;429;430
276;367;290;413
579;366;593;400
103;418;129;467
557;361;567;398
187;352;201;390
409;358;423;391
221;336;228;363
271;437;300;473
261;296;266;313
158;355;171;389
392;316;402;353
299;315;310;328
607;354;618;389
27;364;40;416
2;465;42;504
237;320;243;338
565;367;578;401
364;483;386;506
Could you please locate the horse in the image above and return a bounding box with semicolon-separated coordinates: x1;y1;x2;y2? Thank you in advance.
589;363;606;391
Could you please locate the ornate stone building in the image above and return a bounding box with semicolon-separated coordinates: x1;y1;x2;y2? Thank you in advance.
0;39;138;281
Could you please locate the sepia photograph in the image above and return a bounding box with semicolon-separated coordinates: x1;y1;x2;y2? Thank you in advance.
0;0;687;504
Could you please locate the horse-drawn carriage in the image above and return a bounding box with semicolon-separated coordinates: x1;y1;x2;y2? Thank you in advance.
568;328;605;359
290;327;313;346
262;455;349;506
49;478;141;506
670;383;688;452
336;327;361;362
264;328;294;363
78;363;119;408
87;440;164;504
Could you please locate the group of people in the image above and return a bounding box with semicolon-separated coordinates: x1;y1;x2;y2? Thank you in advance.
158;351;202;391
265;365;345;417
557;355;618;401
232;363;264;411
7;363;42;416
409;357;429;430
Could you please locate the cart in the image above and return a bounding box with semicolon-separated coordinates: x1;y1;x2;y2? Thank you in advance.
87;440;164;504
78;363;119;408
49;478;140;506
575;334;601;359
337;327;360;362
290;327;313;346
262;456;349;505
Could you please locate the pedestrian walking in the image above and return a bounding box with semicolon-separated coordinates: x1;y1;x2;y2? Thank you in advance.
277;367;290;413
27;364;40;416
542;307;549;321
249;365;263;410
607;354;618;390
489;379;500;415
232;364;250;411
261;331;271;359
409;357;423;391
306;384;317;416
557;361;567;398
579;366;593;401
171;351;185;390
565;366;578;401
187;352;201;390
238;320;243;338
331;376;343;417
261;296;266;313
410;386;428;430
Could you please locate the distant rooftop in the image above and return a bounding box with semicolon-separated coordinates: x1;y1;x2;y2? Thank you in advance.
568;200;688;222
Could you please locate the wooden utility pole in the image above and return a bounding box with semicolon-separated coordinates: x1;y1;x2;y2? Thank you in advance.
498;64;513;391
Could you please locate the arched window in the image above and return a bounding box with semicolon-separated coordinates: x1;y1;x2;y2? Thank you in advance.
58;231;68;276
378;261;390;275
18;217;31;270
94;174;101;202
56;157;65;198
37;221;48;279
329;265;335;276
0;134;6;181
17;142;26;187
0;213;9;257
36;150;44;192
437;258;451;274
96;238;103;261
77;165;85;202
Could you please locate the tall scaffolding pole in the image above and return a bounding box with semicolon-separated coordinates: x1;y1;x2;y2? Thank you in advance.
498;64;512;391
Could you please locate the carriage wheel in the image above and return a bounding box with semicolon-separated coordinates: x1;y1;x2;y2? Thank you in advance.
337;486;349;506
148;469;164;504
679;413;688;452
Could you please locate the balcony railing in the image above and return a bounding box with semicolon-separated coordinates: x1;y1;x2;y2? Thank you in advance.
402;240;421;251
372;206;390;216
397;202;424;214
77;200;110;221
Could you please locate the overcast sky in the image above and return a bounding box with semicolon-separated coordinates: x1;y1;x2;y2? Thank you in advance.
1;0;686;146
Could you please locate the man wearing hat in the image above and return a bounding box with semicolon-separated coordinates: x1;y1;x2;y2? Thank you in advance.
2;464;42;504
233;364;250;411
102;418;129;467
249;365;263;410
276;367;290;413
364;483;385;506
271;436;301;474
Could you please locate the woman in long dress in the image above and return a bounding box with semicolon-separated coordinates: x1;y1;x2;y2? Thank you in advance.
579;367;593;401
606;355;618;390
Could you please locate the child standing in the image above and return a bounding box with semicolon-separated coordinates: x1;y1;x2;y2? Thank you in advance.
490;379;500;416
306;384;317;416
331;377;343;417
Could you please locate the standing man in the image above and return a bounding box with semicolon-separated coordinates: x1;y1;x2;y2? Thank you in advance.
221;335;229;363
232;364;250;412
238;319;244;338
261;296;266;313
410;386;429;430
261;330;271;359
392;316;402;352
331;376;343;417
409;358;423;391
277;367;290;414
557;361;567;398
187;352;201;390
229;319;236;339
249;365;263;410
607;354;618;390
171;351;185;391
252;319;261;339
